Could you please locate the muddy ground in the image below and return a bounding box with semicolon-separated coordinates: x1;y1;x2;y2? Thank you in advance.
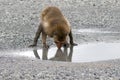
0;0;120;80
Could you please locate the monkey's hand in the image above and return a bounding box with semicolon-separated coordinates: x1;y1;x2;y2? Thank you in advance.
63;43;70;48
28;44;37;47
71;43;78;46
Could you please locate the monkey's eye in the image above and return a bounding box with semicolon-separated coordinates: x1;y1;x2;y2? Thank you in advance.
54;41;59;44
54;41;65;44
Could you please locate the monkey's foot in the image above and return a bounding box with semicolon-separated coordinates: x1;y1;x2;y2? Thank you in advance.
71;43;78;46
28;44;37;47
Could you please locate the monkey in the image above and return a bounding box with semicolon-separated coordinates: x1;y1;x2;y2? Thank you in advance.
29;6;77;49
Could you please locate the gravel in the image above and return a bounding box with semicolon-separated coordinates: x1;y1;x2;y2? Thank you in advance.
1;0;120;80
0;57;120;80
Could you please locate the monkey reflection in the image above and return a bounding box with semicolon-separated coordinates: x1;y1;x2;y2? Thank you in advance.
50;46;73;62
33;47;49;60
33;49;40;59
33;46;74;62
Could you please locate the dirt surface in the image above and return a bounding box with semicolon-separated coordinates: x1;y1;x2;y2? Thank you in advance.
0;57;120;80
0;0;120;80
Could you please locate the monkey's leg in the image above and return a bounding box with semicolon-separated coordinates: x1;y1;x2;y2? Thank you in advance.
69;30;77;46
33;49;40;59
29;24;43;47
42;31;49;48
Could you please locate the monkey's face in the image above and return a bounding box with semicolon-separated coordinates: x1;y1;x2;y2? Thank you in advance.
53;33;67;49
54;40;66;49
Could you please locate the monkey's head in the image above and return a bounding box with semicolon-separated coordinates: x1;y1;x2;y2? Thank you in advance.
53;30;68;49
51;19;70;49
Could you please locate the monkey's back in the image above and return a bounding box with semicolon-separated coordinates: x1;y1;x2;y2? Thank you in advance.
41;6;70;37
41;7;63;21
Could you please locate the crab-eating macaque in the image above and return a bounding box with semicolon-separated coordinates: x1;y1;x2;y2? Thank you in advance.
29;6;77;49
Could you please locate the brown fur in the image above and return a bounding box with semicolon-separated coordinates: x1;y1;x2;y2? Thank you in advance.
29;6;77;49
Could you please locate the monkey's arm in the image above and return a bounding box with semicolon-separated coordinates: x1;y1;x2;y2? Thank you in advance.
29;23;43;47
69;30;77;46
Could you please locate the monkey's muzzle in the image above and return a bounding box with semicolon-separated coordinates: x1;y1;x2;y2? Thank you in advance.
55;42;63;49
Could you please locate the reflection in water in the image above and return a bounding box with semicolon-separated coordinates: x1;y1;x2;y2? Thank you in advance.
33;46;74;62
33;50;40;59
11;42;120;62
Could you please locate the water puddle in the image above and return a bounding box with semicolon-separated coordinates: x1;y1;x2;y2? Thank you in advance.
73;29;120;34
10;42;120;63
